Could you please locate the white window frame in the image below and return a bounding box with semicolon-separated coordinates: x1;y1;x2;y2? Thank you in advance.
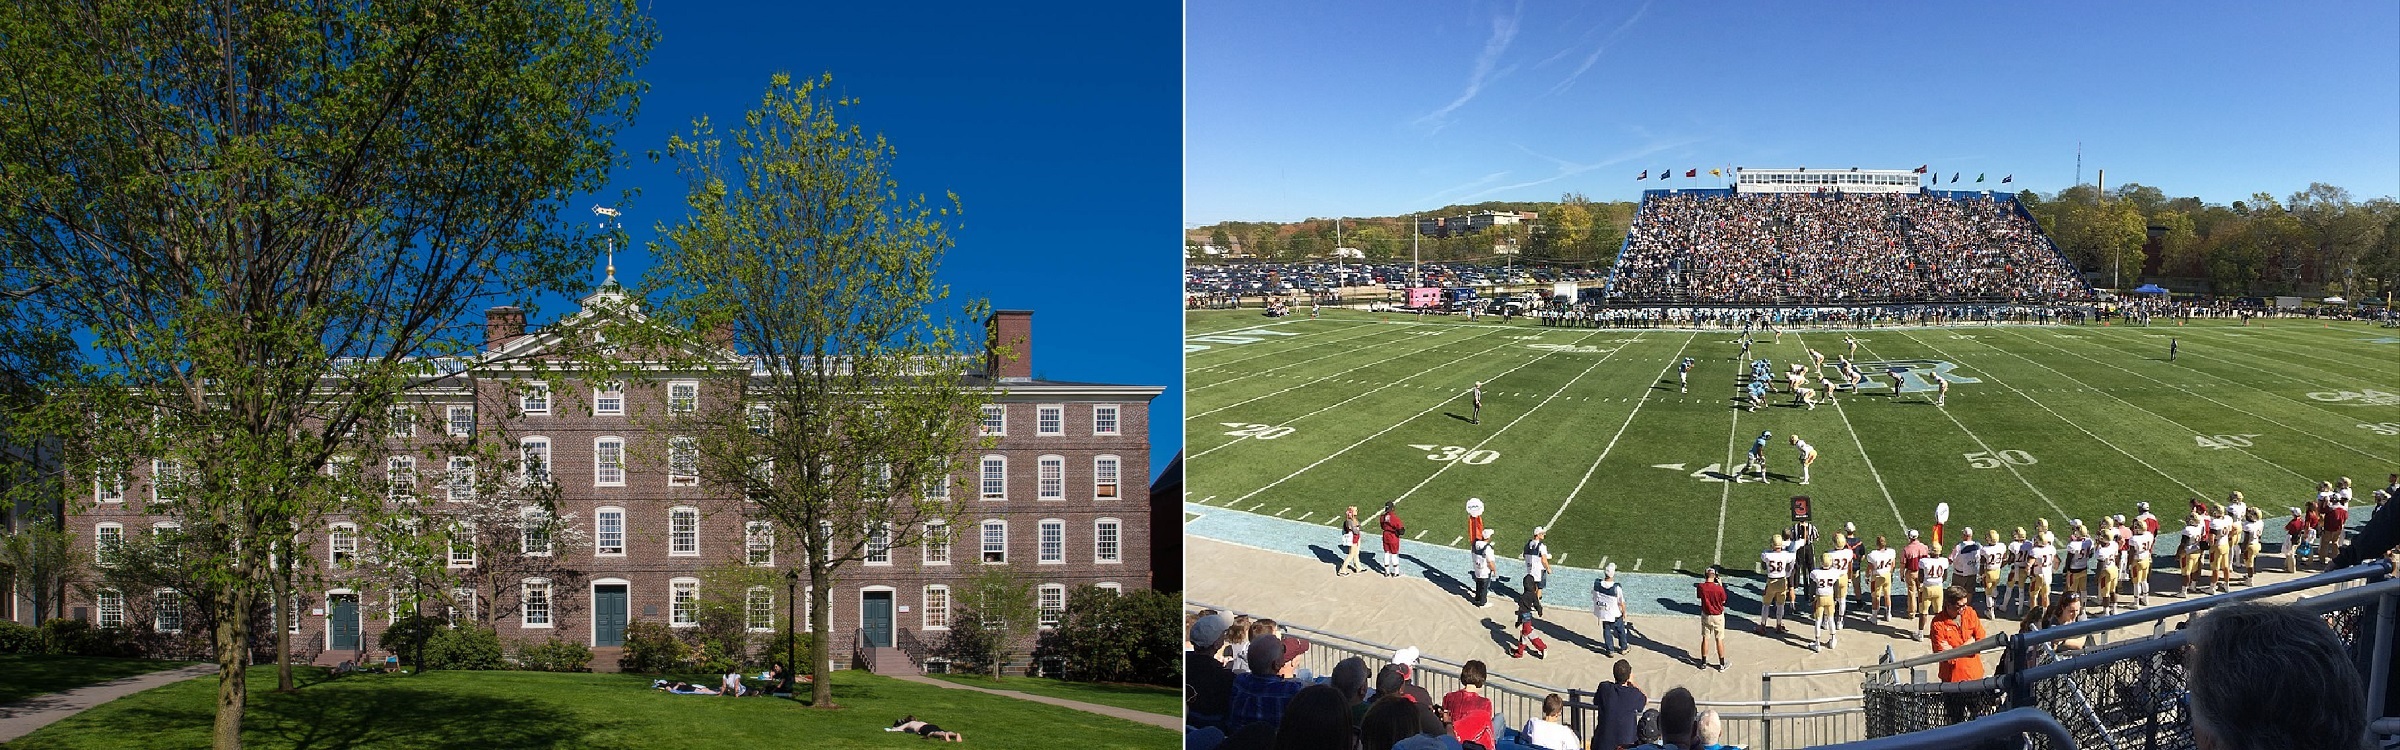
448;521;476;568
668;381;699;416
386;456;417;503
151;459;182;503
1037;405;1064;436
981;520;1007;564
594;381;624;416
1036;455;1064;500
1038;518;1065;564
747;403;773;436
980;404;1005;436
669;578;699;627
520;437;551;485
96;589;124;628
1094;455;1121;500
668;436;698;486
94;470;125;503
1097;582;1123;595
329;523;359;567
1037;584;1065;630
593;437;625;486
521;508;553;557
446;405;475;437
979;456;1006;501
450;587;476;625
922;585;950;631
1092;404;1120;436
922;465;951;501
595;507;626;556
447;457;476;502
746;586;773;632
521;578;552;628
520;381;550;415
865;522;892;566
95;523;123;566
389;406;416;438
1095;518;1122;564
923;522;951;565
151;588;182;633
746;521;774;566
669;506;699;556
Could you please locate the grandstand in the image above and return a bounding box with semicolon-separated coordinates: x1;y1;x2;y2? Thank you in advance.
1605;180;2097;305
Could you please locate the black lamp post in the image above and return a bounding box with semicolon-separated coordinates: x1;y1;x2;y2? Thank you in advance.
785;567;799;700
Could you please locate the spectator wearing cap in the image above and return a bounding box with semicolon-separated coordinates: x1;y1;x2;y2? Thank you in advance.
1630;687;1698;749
1470;527;1497;607
1591;659;1645;750
1928;587;1988;725
1523;527;1553;614
1330;657;1373;728
1376;657;1435;707
1694;567;1728;671
1440;660;1497;750
1187;612;1236;723
1898;529;1930;618
1592;564;1628;656
1229;632;1311;734
2187;602;2370;750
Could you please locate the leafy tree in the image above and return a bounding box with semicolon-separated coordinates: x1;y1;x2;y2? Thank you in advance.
646;72;992;709
1037;586;1182;685
949;567;1036;680
0;513;76;624
0;3;655;745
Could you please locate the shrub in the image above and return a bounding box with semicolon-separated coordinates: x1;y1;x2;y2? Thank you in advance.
377;614;444;671
936;612;1006;676
0;621;41;654
40;618;140;657
516;638;592;672
423;625;505;670
1037;587;1182;686
616;619;687;673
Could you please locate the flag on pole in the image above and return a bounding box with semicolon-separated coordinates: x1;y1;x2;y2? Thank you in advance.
1708;168;1722;176
1950;172;1960;183
1658;169;1669;179
1913;165;1929;174
1685;169;1697;178
2001;174;2013;184
1976;173;1986;183
1638;170;1648;180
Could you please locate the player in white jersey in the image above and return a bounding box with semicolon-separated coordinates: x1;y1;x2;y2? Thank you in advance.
1913;553;1949;640
1865;536;1897;622
2128;522;2156;606
1808;348;1826;371
1758;535;1796;634
2240;508;2265;585
1844;334;1859;357
1947;530;1983;613
1808;556;1843;651
1824;532;1855;623
2063;523;2093;603
2207;506;2237;593
2027;533;2058;616
2092;521;2124;616
1977;529;2007;617
2225;491;2248;535
1790;436;1819;485
2177;514;2206;595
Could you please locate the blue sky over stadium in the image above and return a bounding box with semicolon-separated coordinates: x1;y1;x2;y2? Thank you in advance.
557;3;1183;473
1186;1;2400;224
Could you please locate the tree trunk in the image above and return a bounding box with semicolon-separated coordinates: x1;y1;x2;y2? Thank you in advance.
809;562;835;708
212;593;250;749
275;552;293;692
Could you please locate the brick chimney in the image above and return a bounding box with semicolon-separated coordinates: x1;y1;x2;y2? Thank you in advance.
484;306;526;350
706;319;736;351
985;310;1032;382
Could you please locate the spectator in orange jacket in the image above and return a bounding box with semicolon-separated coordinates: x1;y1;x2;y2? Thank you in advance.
1928;586;1989;725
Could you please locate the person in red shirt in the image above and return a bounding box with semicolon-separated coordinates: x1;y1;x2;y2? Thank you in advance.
1379;501;1405;578
1695;567;1729;671
1898;529;1930;617
2284;506;2310;573
1441;660;1496;750
2321;500;2349;566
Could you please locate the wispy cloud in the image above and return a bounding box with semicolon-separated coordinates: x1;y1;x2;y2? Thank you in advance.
1413;1;1524;131
1458;137;1700;202
1417;171;1514;206
1546;0;1651;96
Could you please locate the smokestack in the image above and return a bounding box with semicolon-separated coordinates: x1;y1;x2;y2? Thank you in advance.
2097;169;2105;202
484;307;526;350
985;311;1032;382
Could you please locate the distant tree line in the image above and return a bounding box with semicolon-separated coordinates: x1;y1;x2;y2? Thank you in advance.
2018;182;2398;298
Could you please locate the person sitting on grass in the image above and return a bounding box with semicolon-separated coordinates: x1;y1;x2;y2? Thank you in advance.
886;716;964;742
719;671;748;697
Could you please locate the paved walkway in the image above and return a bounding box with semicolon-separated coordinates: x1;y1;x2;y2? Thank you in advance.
889;673;1182;731
0;664;217;742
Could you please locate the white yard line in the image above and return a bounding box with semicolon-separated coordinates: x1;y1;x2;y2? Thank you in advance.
1547;332;1697;530
1188;323;1417;383
1385;333;1639;505
1998;327;2398;466
2197;325;2400;385
1191;332;1539;458
1712;372;1746;566
1222;330;1610;508
2080;325;2400;426
1794;332;1909;529
1189;326;1518;418
1895;330;2203;505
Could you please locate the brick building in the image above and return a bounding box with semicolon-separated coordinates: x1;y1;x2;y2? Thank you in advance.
63;283;1162;671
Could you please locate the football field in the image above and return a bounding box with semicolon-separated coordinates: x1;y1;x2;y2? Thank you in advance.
1185;309;2400;573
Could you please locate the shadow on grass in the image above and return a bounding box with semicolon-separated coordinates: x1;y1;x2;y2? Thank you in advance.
239;681;594;749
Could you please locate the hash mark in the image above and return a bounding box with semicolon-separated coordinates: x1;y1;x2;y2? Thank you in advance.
1450;536;1462;546
1414;530;1428;540
1633;558;1643;571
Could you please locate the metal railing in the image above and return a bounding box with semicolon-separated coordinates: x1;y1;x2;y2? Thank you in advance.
850;627;868;672
896;627;930;673
1816;707;2077;750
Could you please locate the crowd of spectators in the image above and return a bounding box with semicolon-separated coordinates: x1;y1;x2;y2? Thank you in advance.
1611;193;2093;304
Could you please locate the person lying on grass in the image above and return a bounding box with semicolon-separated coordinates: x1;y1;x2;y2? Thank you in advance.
886;716;964;742
651;680;720;695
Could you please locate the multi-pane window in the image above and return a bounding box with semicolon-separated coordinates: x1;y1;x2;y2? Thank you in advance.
595;508;625;555
668;382;698;415
747;457;773;502
449;522;476;567
922;586;950;630
979;456;1006;500
521;509;552;556
1094;456;1121;499
389;406;416;437
1038;584;1065;629
96;590;123;628
95;523;123;566
386;457;416;502
1096;519;1122;563
155;589;183;633
447;406;475;437
669;507;699;556
668;437;698;484
450;587;477;625
521;382;550;415
447;457;476;501
923;523;950;565
595;382;624;416
1037;456;1064;500
1038;519;1064;563
287;596;309;632
1093;404;1120;435
520;438;551;484
980;405;1005;436
1097;582;1123;595
152;460;182;503
981;520;1007;564
594;438;625;486
1037;405;1063;435
746;587;773;632
746;522;774;566
866;523;892;565
95;469;125;503
866;463;892;498
922;465;950;500
670;579;698;627
522;579;551;627
330;524;358;567
747;403;773;436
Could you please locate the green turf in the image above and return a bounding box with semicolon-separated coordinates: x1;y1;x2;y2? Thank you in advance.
0;654;199;704
918;673;1180;717
1187;309;2400;572
4;667;1173;749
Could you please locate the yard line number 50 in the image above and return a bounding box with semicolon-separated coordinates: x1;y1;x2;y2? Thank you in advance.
1964;450;2037;469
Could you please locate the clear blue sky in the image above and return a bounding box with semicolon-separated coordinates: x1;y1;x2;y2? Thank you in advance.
1187;0;2400;224
552;3;1183;475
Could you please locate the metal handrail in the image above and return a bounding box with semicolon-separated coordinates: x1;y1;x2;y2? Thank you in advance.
1862;633;2006;675
2015;560;2394;649
852;627;868;672
895;627;929;673
1810;707;2077;750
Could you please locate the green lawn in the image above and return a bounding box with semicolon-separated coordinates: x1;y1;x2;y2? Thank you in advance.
5;667;1174;749
921;672;1181;717
0;654;199;704
1188;310;2398;571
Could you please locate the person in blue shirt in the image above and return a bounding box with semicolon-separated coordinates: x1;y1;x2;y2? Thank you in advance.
1744;379;1767;412
1741;430;1772;482
1677;357;1694;393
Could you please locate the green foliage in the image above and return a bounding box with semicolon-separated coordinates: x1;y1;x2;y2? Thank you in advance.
376;614;444;672
1035;587;1183;686
0;620;42;654
615;620;688;674
941;568;1038;679
514;638;594;673
422;626;504;671
0;516;77;625
39;619;141;658
935;611;1008;677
